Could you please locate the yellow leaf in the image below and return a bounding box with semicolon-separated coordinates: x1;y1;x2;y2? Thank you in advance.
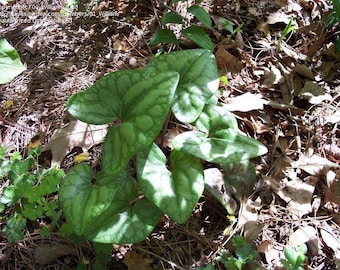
5;100;14;109
74;152;89;163
28;137;41;149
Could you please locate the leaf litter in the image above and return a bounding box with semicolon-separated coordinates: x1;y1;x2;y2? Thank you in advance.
0;0;340;269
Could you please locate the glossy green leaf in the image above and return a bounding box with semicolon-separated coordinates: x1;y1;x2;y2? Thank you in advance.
172;131;267;163
59;163;163;243
67;69;144;124
149;29;179;46
172;105;267;163
182;26;214;51
137;143;204;223
145;49;219;123
187;5;212;28
102;72;179;173
0;38;26;84
162;11;183;25
194;105;239;139
87;198;163;244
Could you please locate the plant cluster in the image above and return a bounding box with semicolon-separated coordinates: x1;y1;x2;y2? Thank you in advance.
0;146;64;242
150;0;243;50
59;49;267;244
197;235;259;270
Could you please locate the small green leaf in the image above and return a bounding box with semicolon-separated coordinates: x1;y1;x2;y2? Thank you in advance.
284;246;298;265
137;143;204;223
187;5;212;28
145;49;219;123
149;29;179;46
182;26;214;51
162;11;183;25
0;38;26;84
3;213;26;242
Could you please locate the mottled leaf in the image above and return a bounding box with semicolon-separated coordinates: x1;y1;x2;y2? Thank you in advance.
145;49;219;123
59;163;163;243
102;72;179;173
137;143;204;223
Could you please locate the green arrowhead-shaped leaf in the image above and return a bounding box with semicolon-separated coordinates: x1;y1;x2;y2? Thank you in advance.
172;105;267;163
149;29;179;46
87;198;163;244
194;105;239;139
0;38;26;84
67;69;141;124
102;72;179;173
145;49;219;123
59;163;163;244
173;131;267;164
137;143;204;223
182;26;214;51
187;5;212;28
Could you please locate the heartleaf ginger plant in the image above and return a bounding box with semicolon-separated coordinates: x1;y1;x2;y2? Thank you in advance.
59;49;267;244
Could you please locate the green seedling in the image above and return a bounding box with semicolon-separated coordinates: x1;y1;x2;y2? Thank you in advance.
218;235;259;270
280;244;307;270
150;1;214;50
0;146;64;242
279;18;296;44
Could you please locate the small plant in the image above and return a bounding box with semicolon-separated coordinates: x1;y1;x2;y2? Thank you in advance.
217;235;259;270
278;18;296;44
280;244;307;270
0;146;64;242
59;49;267;244
150;0;214;50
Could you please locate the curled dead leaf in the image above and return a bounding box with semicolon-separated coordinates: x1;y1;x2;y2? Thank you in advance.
34;243;77;265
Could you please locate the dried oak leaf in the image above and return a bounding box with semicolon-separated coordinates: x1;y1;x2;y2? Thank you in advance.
43;120;108;166
123;251;153;270
34;243;77;264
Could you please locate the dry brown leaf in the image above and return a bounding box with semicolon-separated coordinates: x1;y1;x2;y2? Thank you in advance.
272;177;315;217
262;64;283;86
257;240;282;267
204;168;238;214
123;251;153;270
267;10;292;24
215;45;242;73
291;154;339;175
298;81;332;104
288;226;317;247
280;44;308;60
325;179;340;206
320;222;340;262
43;120;108;166
294;64;315;80
34;243;77;265
238;198;264;242
223;93;268;112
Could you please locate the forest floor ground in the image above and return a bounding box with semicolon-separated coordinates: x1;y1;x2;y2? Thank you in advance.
0;0;340;269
